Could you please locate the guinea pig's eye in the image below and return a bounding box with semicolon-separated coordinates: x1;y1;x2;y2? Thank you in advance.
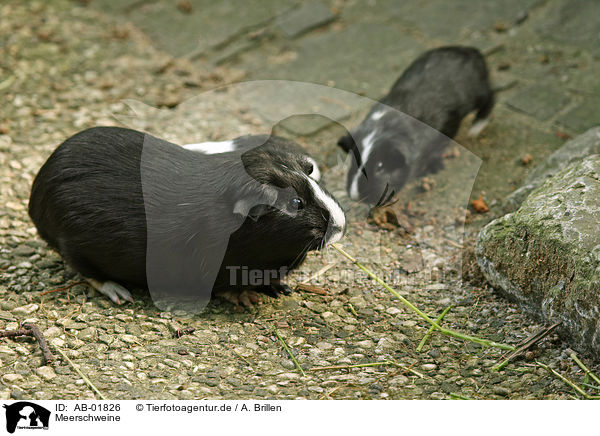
374;161;385;172
290;197;304;210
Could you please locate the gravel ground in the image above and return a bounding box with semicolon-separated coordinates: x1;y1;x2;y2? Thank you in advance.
1;0;599;400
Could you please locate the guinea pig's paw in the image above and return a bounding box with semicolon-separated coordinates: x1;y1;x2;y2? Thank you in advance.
238;289;261;307
87;278;134;305
216;289;261;309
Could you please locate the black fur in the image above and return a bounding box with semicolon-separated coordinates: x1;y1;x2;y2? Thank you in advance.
232;134;319;181
29;127;344;304
339;45;494;204
186;134;320;181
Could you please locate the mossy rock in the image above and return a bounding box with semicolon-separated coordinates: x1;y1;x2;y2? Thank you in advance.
477;156;600;357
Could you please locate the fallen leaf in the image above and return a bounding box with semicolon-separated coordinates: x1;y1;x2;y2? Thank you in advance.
369;206;414;234
177;0;193;14
494;22;508;32
555;131;572;140
470;195;489;213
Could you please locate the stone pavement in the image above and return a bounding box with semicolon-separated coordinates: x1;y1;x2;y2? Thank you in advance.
92;0;599;207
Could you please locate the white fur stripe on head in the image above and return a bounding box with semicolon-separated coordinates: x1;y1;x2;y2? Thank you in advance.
183;140;235;154
349;129;377;200
370;110;387;121
303;175;345;244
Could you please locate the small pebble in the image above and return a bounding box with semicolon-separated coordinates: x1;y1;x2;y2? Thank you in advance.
493;386;511;397
12;304;39;315
2;374;24;384
36;366;57;381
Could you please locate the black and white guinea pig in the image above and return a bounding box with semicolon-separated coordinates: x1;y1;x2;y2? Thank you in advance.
338;45;494;204
183;134;321;181
28;127;345;308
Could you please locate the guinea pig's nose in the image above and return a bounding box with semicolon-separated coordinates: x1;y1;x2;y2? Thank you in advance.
326;221;346;245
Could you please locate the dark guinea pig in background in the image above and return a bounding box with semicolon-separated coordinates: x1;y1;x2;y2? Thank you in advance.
28;126;345;309
338;45;494;204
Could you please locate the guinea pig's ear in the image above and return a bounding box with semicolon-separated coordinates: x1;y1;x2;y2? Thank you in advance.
233;183;278;221
241;204;271;222
337;134;355;153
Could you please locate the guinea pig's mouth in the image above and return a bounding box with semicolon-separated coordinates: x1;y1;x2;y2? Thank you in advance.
356;183;397;206
374;184;397;207
322;223;345;248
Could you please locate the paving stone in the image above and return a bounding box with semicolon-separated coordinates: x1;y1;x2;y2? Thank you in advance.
465;107;564;203
566;68;600;96
507;126;600;208
505;82;570;121
247;21;424;98
128;0;294;57
278;114;338;136
536;0;600;58
361;0;543;41
212;38;260;66
277;0;336;39
90;0;150;13
557;99;600;134
231;80;368;136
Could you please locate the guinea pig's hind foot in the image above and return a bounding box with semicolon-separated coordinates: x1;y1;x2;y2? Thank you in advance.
87;278;134;305
467;118;489;138
216;289;261;309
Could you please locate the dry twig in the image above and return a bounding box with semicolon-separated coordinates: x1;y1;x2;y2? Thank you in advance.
0;323;55;365
493;322;559;371
295;283;330;296
40;281;88;296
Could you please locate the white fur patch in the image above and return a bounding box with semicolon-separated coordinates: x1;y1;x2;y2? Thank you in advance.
304;175;345;244
349;130;377;201
183;140;236;154
370;110;387;121
467;118;489;138
185;141;321;183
